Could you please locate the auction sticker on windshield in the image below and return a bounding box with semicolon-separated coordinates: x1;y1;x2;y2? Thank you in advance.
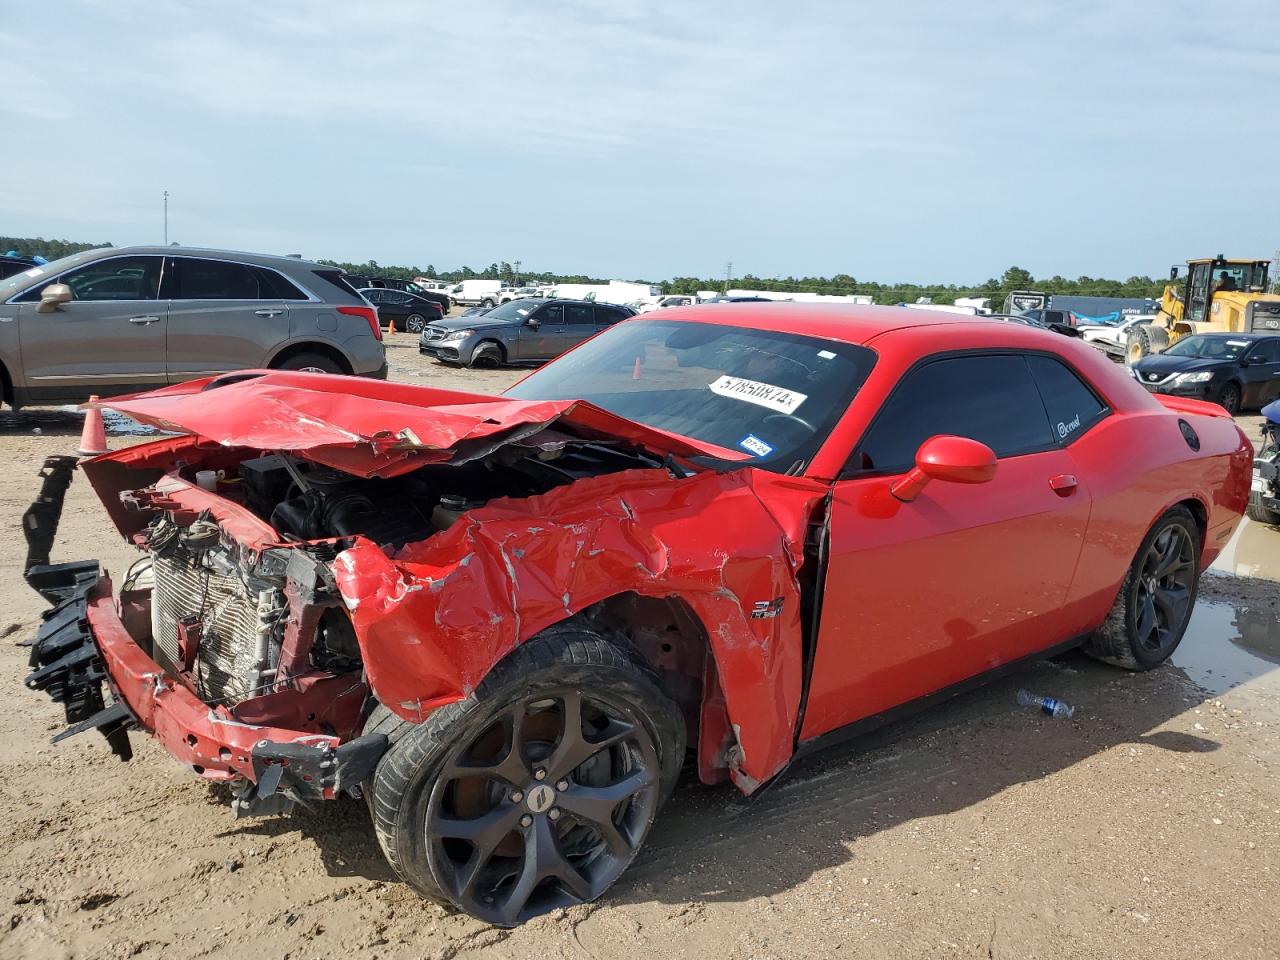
708;375;807;415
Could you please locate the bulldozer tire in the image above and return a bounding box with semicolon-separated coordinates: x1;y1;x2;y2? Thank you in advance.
1126;324;1169;364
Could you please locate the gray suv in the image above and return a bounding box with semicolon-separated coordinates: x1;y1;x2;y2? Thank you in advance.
419;298;635;366
0;245;387;407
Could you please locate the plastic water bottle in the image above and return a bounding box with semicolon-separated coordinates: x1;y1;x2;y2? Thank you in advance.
1017;689;1075;719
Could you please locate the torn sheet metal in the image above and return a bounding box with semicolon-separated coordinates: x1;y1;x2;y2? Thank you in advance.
95;370;746;478
334;467;826;790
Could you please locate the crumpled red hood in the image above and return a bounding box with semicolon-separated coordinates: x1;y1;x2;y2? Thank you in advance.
94;370;744;477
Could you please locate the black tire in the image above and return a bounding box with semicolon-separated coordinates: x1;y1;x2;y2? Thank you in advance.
275;351;343;374
405;313;427;334
1126;323;1169;364
481;298;496;308
469;340;504;368
363;625;685;925
1246;489;1280;526
1086;506;1201;670
1217;382;1242;416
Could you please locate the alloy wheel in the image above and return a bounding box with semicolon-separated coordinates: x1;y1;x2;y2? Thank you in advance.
1132;522;1195;654
406;314;426;333
424;689;660;925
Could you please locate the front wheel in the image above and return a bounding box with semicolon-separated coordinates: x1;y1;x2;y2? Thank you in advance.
1086;506;1200;670
481;298;496;308
363;626;685;926
1217;382;1242;416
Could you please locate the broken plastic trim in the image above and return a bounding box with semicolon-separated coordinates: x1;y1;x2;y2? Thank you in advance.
232;733;389;818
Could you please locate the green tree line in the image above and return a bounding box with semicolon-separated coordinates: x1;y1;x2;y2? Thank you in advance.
2;236;1186;304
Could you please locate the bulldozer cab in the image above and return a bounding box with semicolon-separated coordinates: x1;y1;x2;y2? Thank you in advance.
1171;257;1271;325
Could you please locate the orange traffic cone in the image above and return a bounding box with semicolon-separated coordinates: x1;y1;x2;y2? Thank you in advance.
77;395;109;457
388;317;397;335
632;357;642;380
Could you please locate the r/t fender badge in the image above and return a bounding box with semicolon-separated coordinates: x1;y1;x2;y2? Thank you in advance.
750;597;784;619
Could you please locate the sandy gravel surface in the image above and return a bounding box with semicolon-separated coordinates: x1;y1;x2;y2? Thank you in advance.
2;334;1278;959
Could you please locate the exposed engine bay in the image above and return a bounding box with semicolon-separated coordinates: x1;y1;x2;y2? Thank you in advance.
104;431;670;725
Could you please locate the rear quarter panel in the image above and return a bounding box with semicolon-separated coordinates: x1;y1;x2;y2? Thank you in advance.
1061;407;1251;631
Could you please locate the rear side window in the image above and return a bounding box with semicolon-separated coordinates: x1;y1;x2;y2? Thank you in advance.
565;303;595;325
596;306;629;325
176;258;262;300
254;266;309;300
1026;355;1108;442
855;355;1053;473
312;269;363;301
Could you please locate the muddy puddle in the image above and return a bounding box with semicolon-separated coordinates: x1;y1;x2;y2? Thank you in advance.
1168;519;1280;698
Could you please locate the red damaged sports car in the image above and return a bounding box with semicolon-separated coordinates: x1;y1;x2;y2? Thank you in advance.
23;304;1251;924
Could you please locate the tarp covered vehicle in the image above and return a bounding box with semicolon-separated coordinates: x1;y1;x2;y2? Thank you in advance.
22;305;1251;925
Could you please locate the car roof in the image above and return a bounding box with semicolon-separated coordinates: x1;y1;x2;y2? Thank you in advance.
650;302;1000;345
1183;331;1274;340
104;245;327;268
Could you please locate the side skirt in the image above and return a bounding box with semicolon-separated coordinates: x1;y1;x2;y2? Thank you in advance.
791;634;1090;764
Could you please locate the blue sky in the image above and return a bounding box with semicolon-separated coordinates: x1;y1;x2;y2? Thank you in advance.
4;1;1278;283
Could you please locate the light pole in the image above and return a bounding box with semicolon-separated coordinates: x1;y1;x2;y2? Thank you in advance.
515;260;521;285
163;190;169;245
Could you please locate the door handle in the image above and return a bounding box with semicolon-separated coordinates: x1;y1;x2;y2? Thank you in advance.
254;308;285;318
128;316;160;325
1049;474;1078;496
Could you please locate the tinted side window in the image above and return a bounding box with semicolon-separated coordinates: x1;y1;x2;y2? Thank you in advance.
565;303;595;325
177;258;262;300
57;256;162;302
1026;355;1108;442
255;266;309;300
536;304;564;324
1248;339;1280;363
855;355;1053;473
596;306;627;325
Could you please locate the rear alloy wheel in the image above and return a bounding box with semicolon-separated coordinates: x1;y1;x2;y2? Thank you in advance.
1087;506;1200;669
276;351;343;374
364;628;684;925
405;313;428;334
1218;382;1242;416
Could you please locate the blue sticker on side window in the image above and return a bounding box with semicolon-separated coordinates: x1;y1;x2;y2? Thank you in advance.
738;434;774;457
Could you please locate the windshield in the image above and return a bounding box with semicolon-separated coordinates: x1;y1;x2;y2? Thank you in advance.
505;318;876;472
483;299;546;322
1164;335;1252;360
0;249;103;299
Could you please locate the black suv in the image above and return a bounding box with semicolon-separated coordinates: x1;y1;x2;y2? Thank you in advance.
420;298;635;367
1130;332;1280;414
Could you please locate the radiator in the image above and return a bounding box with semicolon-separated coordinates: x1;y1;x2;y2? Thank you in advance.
150;539;282;705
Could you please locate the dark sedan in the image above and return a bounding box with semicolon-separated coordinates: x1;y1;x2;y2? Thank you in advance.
1129;332;1280;414
420;298;635;367
359;287;445;333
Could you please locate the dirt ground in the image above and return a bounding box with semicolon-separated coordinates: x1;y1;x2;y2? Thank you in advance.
2;333;1279;959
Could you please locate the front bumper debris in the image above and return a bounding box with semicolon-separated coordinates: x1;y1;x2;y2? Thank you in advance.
19;456;388;817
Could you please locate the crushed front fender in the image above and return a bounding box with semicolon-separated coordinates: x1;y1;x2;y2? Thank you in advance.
334;467;826;791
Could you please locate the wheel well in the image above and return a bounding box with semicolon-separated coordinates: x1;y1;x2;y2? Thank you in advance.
578;592;717;769
1173;497;1207;543
0;359;12;407
270;342;352;374
474;338;506;361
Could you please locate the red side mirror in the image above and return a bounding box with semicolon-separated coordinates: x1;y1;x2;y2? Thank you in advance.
890;435;998;502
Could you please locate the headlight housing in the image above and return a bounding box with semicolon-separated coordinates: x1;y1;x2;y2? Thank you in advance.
440;328;475;342
1173;371;1214;384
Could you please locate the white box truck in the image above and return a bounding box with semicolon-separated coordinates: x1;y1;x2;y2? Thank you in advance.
448;279;506;307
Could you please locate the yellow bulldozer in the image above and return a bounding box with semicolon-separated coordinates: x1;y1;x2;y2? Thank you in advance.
1126;256;1280;363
